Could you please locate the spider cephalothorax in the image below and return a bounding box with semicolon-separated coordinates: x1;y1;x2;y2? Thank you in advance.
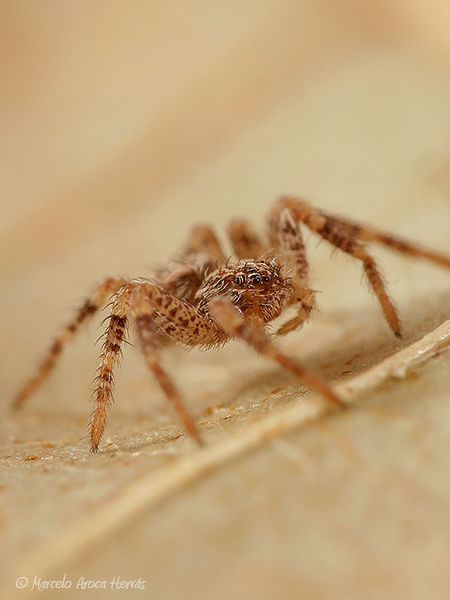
13;196;450;451
195;260;292;327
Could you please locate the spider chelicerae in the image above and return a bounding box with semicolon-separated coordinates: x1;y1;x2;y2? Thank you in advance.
13;196;450;451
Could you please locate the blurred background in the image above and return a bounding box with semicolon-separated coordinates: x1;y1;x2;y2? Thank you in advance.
3;1;450;599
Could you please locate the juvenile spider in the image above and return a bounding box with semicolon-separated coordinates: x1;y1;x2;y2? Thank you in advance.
13;196;450;451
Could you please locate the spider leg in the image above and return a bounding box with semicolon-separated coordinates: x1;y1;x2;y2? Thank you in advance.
131;285;203;446
157;262;206;304
324;213;450;269
227;218;266;259
91;279;226;451
185;223;227;266
13;277;127;410
271;208;316;336
91;284;131;451
209;297;346;409
269;196;402;337
157;224;227;303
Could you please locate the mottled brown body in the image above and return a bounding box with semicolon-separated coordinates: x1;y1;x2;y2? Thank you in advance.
13;196;450;451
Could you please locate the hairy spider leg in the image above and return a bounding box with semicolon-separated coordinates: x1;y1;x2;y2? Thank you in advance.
185;223;227;266
208;297;346;409
91;284;131;450
91;279;227;450
156;224;227;303
131;284;203;447
323;213;450;269
227;218;266;259
269;197;402;337
13;277;127;410
272;208;316;336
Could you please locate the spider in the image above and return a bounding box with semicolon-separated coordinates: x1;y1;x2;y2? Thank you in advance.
13;196;450;451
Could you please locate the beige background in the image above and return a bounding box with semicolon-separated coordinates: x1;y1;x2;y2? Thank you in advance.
3;1;450;598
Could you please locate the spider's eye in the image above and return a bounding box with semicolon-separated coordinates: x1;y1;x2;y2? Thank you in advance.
234;274;245;286
262;275;270;283
252;274;261;284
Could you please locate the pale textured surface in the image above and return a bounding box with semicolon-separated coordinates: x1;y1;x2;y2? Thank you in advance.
2;1;450;599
